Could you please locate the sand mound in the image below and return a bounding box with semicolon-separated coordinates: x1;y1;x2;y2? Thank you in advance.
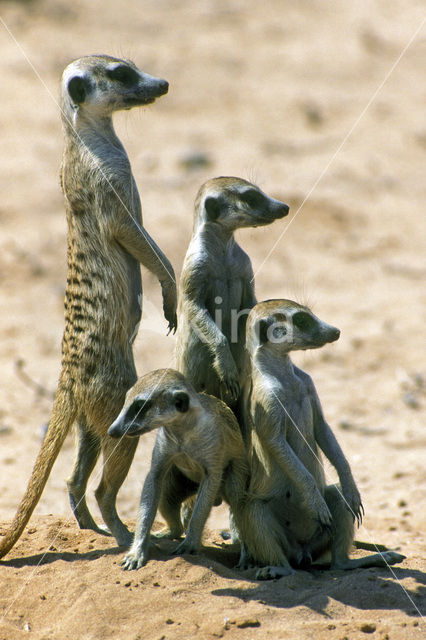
0;517;423;640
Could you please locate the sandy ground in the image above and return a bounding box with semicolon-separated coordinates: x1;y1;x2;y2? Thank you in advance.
0;0;425;638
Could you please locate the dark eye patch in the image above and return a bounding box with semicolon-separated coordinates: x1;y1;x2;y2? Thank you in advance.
292;311;316;332
127;397;151;422
107;65;139;87
240;189;265;209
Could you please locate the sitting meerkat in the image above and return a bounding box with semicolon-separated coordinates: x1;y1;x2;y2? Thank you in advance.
241;299;405;578
175;177;289;415
108;369;249;570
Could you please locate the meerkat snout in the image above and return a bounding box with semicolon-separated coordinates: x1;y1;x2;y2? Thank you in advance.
274;202;290;219
151;78;168;96
108;396;152;438
325;326;340;342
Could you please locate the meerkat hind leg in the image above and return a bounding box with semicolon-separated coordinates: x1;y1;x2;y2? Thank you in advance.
334;551;406;570
154;467;198;540
180;494;196;532
233;497;295;577
173;474;222;556
95;435;138;547
67;419;106;534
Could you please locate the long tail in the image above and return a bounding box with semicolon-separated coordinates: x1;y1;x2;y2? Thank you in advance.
354;540;390;552
0;386;76;559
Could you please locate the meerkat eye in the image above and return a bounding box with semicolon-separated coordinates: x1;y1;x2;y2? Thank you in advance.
292;311;315;332
107;65;139;87
240;189;265;209
124;397;151;424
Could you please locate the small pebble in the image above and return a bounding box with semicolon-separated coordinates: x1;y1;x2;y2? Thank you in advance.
360;622;376;633
236;618;260;629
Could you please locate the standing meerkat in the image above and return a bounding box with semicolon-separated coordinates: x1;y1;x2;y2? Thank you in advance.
107;369;249;569
0;55;177;558
241;299;405;578
175;177;289;413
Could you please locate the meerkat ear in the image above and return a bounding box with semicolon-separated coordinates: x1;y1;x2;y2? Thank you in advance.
67;75;88;105
204;196;221;222
173;390;190;413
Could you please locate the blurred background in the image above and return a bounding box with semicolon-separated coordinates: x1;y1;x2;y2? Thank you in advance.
0;0;424;554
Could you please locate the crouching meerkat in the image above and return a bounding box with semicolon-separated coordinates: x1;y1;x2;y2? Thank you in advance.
108;369;249;569
175;177;289;414
240;299;405;578
0;55;177;558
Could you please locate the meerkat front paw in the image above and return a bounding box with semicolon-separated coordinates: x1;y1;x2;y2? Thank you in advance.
161;281;177;334
308;490;332;527
342;482;364;526
213;353;240;401
172;538;199;556
121;549;147;571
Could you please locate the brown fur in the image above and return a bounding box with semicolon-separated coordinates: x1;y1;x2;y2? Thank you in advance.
175;177;289;417
0;55;177;558
108;369;250;569
240;299;405;578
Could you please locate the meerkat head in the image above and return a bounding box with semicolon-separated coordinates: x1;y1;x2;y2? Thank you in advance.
194;177;289;232
61;55;168;121
247;299;340;355
108;369;200;438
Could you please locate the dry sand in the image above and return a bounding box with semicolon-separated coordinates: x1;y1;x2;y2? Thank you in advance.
0;1;425;638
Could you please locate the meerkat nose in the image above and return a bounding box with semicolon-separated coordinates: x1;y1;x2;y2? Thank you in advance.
329;327;340;342
108;421;122;438
158;79;169;95
276;203;290;218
